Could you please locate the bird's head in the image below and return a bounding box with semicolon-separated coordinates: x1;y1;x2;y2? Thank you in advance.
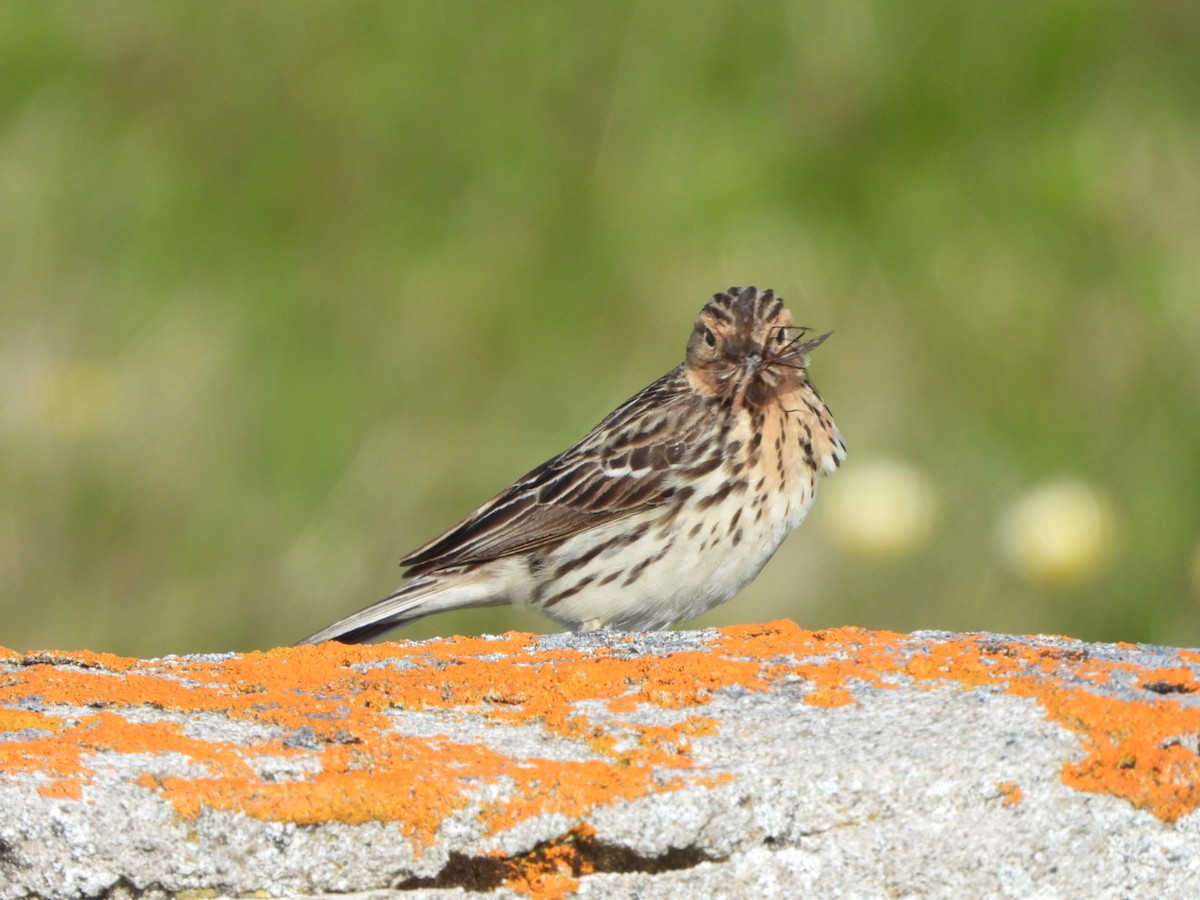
685;286;830;403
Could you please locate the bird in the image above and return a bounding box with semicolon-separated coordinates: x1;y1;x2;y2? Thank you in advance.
297;286;845;644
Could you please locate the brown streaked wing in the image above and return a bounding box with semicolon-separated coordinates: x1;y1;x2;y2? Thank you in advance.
401;367;714;575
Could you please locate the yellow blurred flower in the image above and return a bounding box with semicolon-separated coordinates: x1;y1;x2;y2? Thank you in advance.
825;458;940;558
998;479;1116;589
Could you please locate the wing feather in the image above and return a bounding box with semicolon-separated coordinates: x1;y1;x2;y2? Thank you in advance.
401;367;716;575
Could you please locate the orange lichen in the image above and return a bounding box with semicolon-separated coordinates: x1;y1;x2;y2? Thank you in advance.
494;826;597;900
0;708;63;733
3;616;1200;890
38;779;84;800
1037;683;1200;822
707;622;1200;823
803;686;856;707
873;632;1200;822
0;631;776;849
996;782;1023;807
0;725;86;778
1137;667;1200;693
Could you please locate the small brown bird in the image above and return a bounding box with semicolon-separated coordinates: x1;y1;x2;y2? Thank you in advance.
298;286;844;644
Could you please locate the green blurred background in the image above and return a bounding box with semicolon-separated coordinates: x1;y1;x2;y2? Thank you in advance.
2;2;1198;657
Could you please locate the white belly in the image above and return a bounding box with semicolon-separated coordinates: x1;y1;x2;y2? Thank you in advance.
524;472;817;631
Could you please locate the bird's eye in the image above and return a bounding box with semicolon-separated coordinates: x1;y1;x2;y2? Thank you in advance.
776;327;788;344
703;327;716;348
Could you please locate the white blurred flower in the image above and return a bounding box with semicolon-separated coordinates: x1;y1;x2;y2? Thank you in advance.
998;479;1116;589
825;458;939;558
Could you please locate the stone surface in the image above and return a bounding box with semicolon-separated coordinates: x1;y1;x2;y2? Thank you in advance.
2;622;1199;898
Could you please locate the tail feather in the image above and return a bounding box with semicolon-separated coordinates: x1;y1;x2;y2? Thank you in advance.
295;572;505;645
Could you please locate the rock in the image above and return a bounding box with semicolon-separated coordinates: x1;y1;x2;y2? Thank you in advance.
1;621;1198;898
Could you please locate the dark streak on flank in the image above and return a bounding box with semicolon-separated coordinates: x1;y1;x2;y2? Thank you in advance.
695;477;747;511
541;573;598;608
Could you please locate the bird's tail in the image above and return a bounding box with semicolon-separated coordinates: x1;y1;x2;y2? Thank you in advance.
295;570;506;645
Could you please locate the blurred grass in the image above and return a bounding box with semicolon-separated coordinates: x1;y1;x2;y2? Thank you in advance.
1;1;1198;655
